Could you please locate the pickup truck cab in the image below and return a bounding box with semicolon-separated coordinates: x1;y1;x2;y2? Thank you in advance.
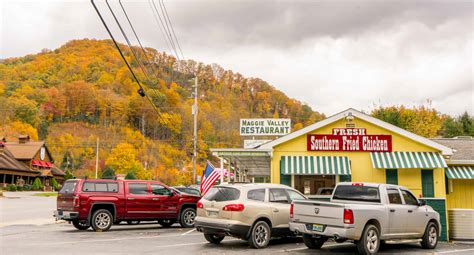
54;179;200;231
289;182;440;254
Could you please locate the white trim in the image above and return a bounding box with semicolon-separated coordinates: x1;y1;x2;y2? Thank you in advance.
446;160;474;165
260;108;453;155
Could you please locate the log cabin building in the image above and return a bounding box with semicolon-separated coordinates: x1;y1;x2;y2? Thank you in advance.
0;135;65;189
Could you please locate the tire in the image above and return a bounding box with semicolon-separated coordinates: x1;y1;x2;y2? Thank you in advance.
204;233;225;244
248;221;271;249
91;209;113;232
179;208;196;228
420;222;438;249
357;224;380;255
302;234;326;249
72;220;89;230
127;220;140;225
158;219;176;228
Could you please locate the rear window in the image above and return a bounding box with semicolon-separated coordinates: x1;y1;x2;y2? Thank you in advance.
332;185;381;203
204;187;240;202
247;189;265;202
59;181;77;194
82;182;118;193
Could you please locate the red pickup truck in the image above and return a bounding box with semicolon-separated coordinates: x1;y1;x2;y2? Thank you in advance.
54;179;200;232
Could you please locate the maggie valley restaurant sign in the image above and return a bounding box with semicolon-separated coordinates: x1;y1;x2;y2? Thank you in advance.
240;119;291;136
307;128;392;152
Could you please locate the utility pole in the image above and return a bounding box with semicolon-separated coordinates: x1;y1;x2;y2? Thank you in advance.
192;76;198;184
95;137;99;179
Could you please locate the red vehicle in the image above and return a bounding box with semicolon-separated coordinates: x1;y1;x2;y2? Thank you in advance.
54;179;200;231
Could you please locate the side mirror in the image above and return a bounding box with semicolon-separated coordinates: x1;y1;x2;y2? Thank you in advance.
418;200;426;206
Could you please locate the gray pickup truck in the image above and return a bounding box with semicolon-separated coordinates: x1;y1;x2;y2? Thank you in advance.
289;182;440;254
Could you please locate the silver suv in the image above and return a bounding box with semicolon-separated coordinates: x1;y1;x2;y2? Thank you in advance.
195;183;306;248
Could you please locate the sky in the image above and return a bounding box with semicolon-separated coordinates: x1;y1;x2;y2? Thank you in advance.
1;0;472;116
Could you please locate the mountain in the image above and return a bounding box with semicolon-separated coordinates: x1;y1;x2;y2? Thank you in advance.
0;39;324;184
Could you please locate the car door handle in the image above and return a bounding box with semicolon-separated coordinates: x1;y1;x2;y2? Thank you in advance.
408;210;413;213
152;198;159;201
273;209;279;212
127;198;135;201
390;209;395;212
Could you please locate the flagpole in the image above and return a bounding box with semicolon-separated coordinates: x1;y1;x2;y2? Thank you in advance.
220;157;224;183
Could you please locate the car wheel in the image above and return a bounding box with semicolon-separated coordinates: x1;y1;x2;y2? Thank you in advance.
127;220;140;225
420;222;438;249
91;209;113;232
357;224;380;255
72;220;89;230
158;219;176;228
179;208;196;228
302;234;326;249
204;233;225;244
248;221;271;249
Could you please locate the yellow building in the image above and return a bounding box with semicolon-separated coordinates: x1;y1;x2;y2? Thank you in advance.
212;108;465;241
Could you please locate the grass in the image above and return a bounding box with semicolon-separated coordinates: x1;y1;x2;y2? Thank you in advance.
32;192;58;197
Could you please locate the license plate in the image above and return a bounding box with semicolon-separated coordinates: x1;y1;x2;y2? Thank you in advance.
207;211;218;217
312;224;324;232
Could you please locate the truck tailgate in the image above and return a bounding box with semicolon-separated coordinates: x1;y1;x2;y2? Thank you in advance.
293;200;346;227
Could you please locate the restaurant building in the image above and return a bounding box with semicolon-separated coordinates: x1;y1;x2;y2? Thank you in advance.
0;135;65;189
212;108;460;240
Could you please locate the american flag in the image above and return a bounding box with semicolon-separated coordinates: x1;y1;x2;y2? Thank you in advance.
200;161;222;195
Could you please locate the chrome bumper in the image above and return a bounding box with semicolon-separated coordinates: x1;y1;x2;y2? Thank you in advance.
53;210;79;221
289;221;360;240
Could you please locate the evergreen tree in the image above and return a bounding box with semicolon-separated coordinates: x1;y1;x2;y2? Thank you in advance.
32;178;43;191
50;178;60;191
125;171;137;180
64;170;74;180
101;166;116;179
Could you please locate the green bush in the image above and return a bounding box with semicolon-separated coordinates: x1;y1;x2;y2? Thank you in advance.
6;184;17;191
17;185;23;191
32;178;43;191
64;170;74;180
50;178;60;191
101;166;116;179
125;172;137;180
23;184;32;191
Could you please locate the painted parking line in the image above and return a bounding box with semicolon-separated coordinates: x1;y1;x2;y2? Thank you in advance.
28;232;203;246
436;248;474;254
181;228;196;235
281;242;352;252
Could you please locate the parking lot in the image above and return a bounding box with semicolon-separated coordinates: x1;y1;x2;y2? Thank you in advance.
1;222;474;255
1;192;474;254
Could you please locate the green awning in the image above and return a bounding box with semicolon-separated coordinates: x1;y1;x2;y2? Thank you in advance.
280;156;351;175
370;152;447;169
445;166;474;179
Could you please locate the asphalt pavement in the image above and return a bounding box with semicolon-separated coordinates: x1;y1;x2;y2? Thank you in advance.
1;192;474;255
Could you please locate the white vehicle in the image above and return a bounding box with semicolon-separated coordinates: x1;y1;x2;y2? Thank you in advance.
289;182;440;254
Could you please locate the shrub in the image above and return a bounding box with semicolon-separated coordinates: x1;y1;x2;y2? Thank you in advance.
125;172;137;180
17;185;23;191
101;166;116;179
6;184;17;191
50;178;60;191
32;178;43;191
23;184;32;191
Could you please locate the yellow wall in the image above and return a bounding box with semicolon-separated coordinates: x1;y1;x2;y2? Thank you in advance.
271;117;446;198
447;179;474;209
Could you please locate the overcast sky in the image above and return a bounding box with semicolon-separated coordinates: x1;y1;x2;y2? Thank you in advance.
1;0;472;116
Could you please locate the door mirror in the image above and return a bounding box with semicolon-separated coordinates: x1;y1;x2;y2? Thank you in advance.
418;200;426;206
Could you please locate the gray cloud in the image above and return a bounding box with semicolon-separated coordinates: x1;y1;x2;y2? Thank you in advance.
1;0;472;115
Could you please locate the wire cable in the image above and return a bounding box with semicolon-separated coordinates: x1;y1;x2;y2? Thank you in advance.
160;0;185;60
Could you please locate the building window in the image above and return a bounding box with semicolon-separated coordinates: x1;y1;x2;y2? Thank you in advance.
339;175;351;182
422;170;435;198
386;169;398;185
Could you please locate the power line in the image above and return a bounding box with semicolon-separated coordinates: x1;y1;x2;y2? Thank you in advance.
147;0;173;56
91;0;169;127
160;0;184;60
150;0;180;61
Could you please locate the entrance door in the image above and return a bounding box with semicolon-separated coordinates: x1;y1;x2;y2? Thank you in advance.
125;182;153;219
422;170;435;198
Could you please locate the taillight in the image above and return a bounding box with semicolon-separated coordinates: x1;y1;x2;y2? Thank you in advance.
343;209;354;224
222;204;245;211
73;196;80;207
290;203;294;218
351;183;364;186
197;201;203;209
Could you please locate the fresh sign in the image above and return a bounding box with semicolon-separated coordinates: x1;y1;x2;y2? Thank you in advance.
307;128;392;152
240;119;291;136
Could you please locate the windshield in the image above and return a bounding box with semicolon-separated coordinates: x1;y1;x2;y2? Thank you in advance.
203;187;240;202
332;185;380;203
59;180;78;194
